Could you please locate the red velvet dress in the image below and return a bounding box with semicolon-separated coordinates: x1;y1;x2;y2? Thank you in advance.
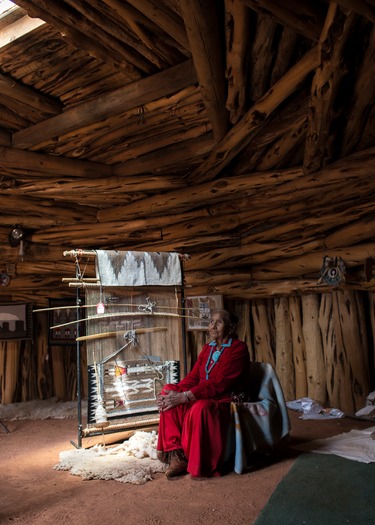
157;337;251;477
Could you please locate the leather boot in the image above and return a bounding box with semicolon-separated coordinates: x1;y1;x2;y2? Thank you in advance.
157;450;169;464
165;449;188;479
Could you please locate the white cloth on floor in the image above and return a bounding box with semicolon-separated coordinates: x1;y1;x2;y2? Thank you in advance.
292;426;375;463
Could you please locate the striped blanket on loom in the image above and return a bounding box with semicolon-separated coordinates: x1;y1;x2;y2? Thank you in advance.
95;250;182;286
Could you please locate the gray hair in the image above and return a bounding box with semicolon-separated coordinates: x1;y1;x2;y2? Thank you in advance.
210;309;237;333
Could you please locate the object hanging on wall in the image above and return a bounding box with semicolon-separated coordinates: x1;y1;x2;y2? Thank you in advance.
185;294;224;330
0;273;10;287
318;256;346;286
0;302;33;341
8;226;24;247
49;297;82;345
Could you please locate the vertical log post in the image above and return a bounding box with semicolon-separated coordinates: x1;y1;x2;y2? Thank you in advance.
302;294;326;404
50;346;67;400
35;312;52;399
2;341;21;404
367;292;375;382
20;340;38;401
289;296;307;399
274;297;295;401
332;290;370;413
251;299;275;366
0;341;5;403
235;300;254;360
319;293;340;408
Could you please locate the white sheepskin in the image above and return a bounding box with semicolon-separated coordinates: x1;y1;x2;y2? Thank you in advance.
54;430;166;485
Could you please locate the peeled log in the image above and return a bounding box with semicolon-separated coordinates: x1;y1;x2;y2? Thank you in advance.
50;346;67;401
274;297;295;400
234;300;254;360
319;293;340;408
35;312;52;399
251;299;275;367
289;296;307;399
2;341;20;404
367;292;375;380
332;290;370;413
302;294;326;404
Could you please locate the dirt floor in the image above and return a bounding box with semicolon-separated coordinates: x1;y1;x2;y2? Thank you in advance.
0;410;373;525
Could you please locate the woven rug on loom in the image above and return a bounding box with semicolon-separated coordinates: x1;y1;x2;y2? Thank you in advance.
254;453;375;525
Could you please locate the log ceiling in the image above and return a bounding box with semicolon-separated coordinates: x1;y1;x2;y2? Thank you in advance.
1;0;375;306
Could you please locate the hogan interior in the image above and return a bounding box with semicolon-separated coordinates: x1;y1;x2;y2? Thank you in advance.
0;0;375;420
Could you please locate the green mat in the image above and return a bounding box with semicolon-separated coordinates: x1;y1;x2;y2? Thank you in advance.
254;453;375;525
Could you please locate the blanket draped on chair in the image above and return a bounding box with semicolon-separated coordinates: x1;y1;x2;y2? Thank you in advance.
231;362;291;474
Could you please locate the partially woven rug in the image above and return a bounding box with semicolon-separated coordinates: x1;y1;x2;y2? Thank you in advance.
54;430;166;485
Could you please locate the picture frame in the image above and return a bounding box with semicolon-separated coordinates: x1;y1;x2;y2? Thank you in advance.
49;297;82;345
185;294;224;331
0;302;33;341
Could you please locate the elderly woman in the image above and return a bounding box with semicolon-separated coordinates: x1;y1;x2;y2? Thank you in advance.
156;309;251;479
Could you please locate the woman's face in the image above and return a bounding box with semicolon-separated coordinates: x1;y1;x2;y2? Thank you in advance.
208;312;231;342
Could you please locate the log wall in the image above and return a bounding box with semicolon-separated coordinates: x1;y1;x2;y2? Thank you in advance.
1;290;374;415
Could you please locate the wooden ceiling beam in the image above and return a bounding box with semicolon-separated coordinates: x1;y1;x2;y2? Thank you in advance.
0;72;61;118
0;146;112;178
98;145;375;223
62;0;168;71
325;0;375;23
224;0;252;124
11;0;142;79
248;11;278;103
239;0;325;41
0;13;45;49
180;0;229;141
341;24;375;156
125;0;190;51
11;60;198;150
303;4;357;173
186;46;319;185
113;133;214;176
0;194;97;223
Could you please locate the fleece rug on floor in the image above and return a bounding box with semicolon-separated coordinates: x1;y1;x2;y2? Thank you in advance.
54;430;165;485
253;453;375;525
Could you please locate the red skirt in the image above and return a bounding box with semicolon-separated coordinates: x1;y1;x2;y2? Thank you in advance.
157;385;232;477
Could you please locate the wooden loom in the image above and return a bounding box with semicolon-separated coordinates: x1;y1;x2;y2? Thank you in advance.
62;249;188;448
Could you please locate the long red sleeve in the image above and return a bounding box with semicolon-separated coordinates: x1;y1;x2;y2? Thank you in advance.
178;338;250;400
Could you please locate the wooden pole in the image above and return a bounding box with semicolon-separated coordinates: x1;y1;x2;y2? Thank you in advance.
274;297;295;401
318;293;340;408
302;294;326;405
3;341;20;404
332;290;370;413
289;296;307;399
251;299;275;367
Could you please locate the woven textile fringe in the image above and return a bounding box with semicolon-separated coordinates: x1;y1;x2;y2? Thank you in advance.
95;250;182;286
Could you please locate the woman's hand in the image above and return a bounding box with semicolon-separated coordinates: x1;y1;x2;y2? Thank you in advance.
157;389;185;412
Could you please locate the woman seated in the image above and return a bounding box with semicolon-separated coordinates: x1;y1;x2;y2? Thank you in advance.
156;309;251;479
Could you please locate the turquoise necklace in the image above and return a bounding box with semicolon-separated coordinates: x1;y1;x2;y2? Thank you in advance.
205;338;232;379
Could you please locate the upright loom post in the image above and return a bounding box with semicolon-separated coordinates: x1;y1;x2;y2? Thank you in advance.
70;257;83;448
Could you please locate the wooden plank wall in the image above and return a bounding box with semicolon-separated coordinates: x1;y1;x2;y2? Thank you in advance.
1;290;374;415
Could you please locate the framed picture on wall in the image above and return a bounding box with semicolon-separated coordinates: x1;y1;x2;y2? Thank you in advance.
0;302;33;341
185;294;224;331
49;298;81;345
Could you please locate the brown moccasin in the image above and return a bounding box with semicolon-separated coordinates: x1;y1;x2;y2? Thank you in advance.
165;449;188;479
157;450;169;464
